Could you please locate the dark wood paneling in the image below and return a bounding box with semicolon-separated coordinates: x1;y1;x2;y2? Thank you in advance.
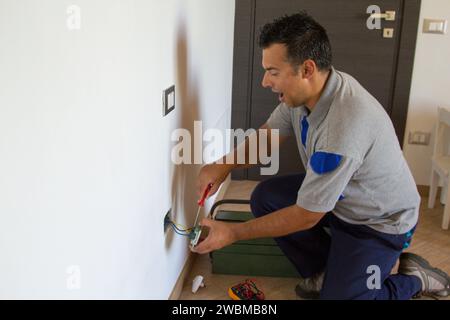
231;0;255;180
390;0;421;146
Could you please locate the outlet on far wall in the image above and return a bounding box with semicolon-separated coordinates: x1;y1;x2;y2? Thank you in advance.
408;131;431;146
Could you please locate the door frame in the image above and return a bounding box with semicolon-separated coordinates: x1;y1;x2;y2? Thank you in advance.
230;0;421;180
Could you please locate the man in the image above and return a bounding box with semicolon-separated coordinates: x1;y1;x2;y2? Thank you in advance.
193;12;450;299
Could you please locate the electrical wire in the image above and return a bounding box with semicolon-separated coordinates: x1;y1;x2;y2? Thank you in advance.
165;215;191;231
172;222;192;232
170;224;192;237
172;223;192;235
165;216;193;237
165;199;252;238
166;199;253;239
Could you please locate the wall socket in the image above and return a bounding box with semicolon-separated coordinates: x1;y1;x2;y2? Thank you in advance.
423;18;447;34
408;131;430;145
162;85;175;117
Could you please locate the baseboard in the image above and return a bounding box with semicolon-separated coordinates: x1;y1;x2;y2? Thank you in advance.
167;174;231;300
168;252;196;300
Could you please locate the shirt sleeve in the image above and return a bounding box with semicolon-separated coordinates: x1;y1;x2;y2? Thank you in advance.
266;103;294;136
296;151;362;213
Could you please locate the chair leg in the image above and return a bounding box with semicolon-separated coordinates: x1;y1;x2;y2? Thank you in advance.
443;209;450;230
443;185;450;230
428;170;439;209
441;183;448;205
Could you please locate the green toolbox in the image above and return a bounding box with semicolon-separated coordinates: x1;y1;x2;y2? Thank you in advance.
210;209;300;278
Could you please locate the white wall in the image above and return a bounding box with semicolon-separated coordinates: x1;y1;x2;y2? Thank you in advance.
403;0;450;185
0;0;235;299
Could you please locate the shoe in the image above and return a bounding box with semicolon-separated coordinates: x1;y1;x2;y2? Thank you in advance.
228;279;265;300
398;252;450;298
295;271;324;300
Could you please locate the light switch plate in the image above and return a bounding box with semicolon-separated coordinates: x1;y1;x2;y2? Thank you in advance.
163;85;175;117
423;19;447;34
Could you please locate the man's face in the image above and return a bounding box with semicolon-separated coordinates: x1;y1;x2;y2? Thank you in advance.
261;43;309;108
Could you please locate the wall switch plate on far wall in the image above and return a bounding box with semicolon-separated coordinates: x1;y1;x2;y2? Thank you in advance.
163;85;175;117
423;19;447;34
408;131;431;146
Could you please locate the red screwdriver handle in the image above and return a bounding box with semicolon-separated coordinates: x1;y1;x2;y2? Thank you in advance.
198;183;213;207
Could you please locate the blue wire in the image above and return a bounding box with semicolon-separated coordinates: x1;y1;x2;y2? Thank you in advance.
164;216;193;238
165;217;192;233
170;223;192;237
170;221;191;232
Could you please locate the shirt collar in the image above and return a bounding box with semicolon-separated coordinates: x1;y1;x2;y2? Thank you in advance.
303;66;340;129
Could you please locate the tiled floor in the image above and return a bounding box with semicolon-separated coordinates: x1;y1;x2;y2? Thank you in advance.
179;181;450;300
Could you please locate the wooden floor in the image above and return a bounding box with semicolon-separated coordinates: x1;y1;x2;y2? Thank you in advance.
179;181;450;300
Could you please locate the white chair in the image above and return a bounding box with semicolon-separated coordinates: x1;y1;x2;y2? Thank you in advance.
428;107;450;230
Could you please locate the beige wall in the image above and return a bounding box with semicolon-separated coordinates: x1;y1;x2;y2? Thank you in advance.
403;0;450;186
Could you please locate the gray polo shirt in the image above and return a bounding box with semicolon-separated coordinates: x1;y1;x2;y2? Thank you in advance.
267;67;420;235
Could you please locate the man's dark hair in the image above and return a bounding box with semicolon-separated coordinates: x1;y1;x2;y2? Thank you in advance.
259;11;332;72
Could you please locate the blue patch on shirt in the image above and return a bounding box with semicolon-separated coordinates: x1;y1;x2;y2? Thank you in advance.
301;116;309;148
339;194;345;201
310;152;343;175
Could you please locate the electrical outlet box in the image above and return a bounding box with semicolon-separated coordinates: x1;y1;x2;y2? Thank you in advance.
164;209;171;232
162;85;175;117
408;131;430;146
189;226;202;250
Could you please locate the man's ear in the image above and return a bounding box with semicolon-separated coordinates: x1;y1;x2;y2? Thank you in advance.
302;60;316;79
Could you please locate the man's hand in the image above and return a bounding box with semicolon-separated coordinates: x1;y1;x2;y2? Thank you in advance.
191;218;237;254
197;163;232;199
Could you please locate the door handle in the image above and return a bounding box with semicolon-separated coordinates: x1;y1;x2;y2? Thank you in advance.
370;10;396;21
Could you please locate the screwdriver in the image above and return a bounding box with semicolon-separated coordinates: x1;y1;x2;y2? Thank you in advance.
190;183;213;249
193;183;213;227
